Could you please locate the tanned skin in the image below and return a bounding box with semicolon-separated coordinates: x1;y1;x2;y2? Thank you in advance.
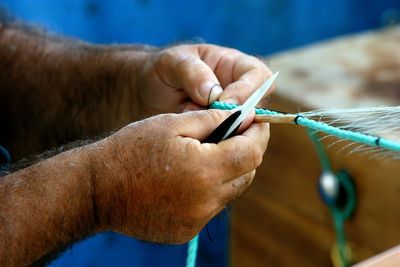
0;17;273;266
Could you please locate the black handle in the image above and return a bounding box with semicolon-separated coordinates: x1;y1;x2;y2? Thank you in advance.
202;110;242;144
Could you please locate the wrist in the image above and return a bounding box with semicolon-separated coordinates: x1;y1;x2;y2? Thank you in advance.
56;147;99;237
107;47;153;122
85;135;131;232
0;146;101;265
106;46;158;122
67;44;156;128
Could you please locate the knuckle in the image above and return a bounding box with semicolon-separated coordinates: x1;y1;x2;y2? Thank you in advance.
264;66;272;76
159;48;175;59
246;170;256;185
214;46;240;57
252;146;264;168
253;55;267;66
252;58;271;77
262;69;273;80
158;48;191;69
228;47;243;56
175;55;192;69
154;49;177;76
249;55;262;63
157;49;174;66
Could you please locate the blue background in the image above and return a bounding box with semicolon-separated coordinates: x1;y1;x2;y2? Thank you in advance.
1;0;399;266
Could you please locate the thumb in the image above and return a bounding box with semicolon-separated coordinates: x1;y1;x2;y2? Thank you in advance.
180;58;223;106
160;54;223;106
175;109;234;140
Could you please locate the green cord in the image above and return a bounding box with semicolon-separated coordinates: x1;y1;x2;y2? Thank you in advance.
306;129;355;267
307;128;332;171
333;208;348;267
334;171;356;222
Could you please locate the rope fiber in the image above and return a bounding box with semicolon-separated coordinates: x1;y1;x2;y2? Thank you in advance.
210;101;400;152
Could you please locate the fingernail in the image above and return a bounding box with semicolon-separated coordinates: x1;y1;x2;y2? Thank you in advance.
208;85;223;104
200;82;223;105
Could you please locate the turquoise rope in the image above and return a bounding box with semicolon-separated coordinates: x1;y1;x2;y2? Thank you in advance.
186;101;379;267
210;101;400;152
186;235;199;267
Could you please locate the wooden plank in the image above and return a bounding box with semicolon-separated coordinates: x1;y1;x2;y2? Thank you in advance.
231;26;400;267
269;26;400;108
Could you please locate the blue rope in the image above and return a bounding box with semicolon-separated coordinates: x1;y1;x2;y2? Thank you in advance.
210;101;400;152
186;235;199;267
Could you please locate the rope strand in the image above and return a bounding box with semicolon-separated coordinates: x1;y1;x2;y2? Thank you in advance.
210;101;400;153
186;235;199;267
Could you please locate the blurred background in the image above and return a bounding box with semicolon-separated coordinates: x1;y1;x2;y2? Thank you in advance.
1;0;399;266
2;0;400;55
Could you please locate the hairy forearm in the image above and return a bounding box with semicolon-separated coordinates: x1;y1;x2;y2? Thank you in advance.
0;22;154;160
0;146;96;266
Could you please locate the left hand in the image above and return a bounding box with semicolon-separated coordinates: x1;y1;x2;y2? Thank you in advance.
90;109;269;243
134;44;273;118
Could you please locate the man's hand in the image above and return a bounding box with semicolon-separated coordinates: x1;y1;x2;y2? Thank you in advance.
90;110;269;244
0;23;273;158
0;22;273;265
0;110;269;264
132;44;272;118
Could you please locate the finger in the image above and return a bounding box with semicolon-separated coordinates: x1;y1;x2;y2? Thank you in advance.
220;170;256;205
211;122;270;182
219;58;272;105
176;58;223;106
175;109;233;140
158;51;223;106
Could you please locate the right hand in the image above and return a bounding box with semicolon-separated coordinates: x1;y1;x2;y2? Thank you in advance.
90;110;269;244
128;44;273;118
